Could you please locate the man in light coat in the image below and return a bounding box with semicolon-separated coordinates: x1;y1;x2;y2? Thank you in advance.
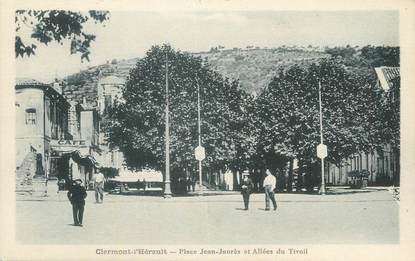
93;168;105;203
263;169;277;211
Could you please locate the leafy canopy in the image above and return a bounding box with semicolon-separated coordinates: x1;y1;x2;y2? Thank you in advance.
255;59;386;166
15;10;110;61
109;45;252;176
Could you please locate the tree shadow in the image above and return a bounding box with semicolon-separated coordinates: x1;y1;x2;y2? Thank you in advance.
325;190;372;195
273;187;387;196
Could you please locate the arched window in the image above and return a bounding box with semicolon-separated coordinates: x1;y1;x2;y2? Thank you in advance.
25;108;37;125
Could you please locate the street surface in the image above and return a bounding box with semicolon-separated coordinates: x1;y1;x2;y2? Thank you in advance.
16;187;399;244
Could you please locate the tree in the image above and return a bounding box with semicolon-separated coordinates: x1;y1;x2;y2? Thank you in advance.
381;76;400;185
109;45;250;184
255;59;385;190
324;45;400;82
324;46;356;59
15;10;110;61
360;45;400;67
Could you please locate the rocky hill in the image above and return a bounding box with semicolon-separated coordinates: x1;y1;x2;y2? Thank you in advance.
195;47;329;94
64;47;330;96
63;45;399;97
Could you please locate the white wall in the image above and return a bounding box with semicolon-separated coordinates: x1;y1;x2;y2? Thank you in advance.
15;88;45;167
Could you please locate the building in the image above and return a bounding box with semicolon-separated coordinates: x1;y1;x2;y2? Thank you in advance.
63;73;126;170
325;66;400;186
375;66;400;91
15;78;70;180
15;78;99;194
49;100;100;186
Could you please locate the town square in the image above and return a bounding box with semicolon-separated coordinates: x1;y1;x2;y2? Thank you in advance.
2;4;415;261
16;187;399;244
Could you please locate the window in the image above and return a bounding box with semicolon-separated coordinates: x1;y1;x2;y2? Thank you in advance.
25;108;36;125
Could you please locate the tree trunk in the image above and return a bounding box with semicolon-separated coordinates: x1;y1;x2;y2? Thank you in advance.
233;169;238;191
394;148;400;186
287;158;294;192
297;161;304;191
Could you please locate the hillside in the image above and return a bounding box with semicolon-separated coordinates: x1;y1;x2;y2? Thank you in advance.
63;45;399;97
196;48;329;94
64;48;329;95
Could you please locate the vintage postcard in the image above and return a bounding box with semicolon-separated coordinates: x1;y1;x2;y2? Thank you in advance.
1;0;414;260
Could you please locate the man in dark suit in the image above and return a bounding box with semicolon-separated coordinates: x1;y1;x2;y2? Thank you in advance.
67;179;87;227
241;171;254;210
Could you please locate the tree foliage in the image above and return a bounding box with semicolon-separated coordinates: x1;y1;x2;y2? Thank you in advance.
382;77;400;150
109;45;252;177
106;44;398;189
255;59;386;167
324;45;399;80
15;10;110;61
360;46;400;67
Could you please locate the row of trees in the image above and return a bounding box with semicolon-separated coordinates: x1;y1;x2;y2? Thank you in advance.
108;44;399;191
109;45;252;181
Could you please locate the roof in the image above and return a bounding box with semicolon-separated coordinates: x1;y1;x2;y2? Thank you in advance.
99;75;125;85
374;67;400;91
16;78;49;87
16;77;70;107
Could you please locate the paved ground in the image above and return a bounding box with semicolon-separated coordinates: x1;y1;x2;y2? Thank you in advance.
15;187;399;245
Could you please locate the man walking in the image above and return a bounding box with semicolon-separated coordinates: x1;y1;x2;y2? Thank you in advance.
67;179;87;226
263;169;277;211
241;171;254;210
93;168;105;203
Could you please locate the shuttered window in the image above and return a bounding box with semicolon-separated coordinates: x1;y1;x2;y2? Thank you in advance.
25;108;36;125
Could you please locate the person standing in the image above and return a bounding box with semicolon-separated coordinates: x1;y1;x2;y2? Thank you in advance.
186;177;191;192
93;169;105;203
191;176;196;192
263;169;277;211
67;179;87;226
241;172;254;210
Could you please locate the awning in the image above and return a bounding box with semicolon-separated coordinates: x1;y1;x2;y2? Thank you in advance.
50;147;78;157
108;169;163;183
51;147;99;168
72;150;100;168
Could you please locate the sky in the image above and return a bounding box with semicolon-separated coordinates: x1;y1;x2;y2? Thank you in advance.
16;11;399;82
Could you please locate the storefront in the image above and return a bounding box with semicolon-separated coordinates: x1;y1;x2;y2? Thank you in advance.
50;146;99;189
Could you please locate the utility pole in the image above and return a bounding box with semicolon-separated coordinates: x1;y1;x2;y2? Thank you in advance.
318;81;326;195
197;82;202;195
164;51;172;198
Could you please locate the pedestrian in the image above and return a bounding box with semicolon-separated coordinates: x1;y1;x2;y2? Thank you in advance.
186;177;191;192
57;178;66;192
263;169;277;211
191;177;196;192
93;168;105;203
241;171;254;210
137;179;142;190
142;179;147;191
67;179;87;227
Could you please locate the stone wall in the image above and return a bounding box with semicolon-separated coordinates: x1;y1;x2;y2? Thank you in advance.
16;149;50;196
15;151;39;195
